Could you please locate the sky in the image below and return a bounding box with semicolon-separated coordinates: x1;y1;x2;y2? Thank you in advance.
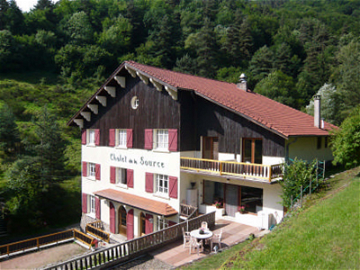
15;0;60;12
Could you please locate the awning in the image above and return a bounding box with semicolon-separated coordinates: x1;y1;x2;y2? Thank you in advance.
94;189;178;217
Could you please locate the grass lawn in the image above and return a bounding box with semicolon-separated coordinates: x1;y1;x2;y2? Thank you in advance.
183;167;360;270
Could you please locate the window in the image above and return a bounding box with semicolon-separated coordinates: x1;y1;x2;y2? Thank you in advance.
240;186;263;214
242;138;262;164
88;195;95;214
117;168;127;186
88;130;95;145
155;129;168;150
157;216;168;231
88;163;96;179
317;137;322;149
155;174;168;195
117;129;127;147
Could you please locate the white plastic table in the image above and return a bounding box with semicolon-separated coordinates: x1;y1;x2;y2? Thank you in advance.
190;229;213;240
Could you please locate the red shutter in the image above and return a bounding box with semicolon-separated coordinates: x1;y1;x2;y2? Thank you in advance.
110;166;116;184
145;173;153;193
95;129;100;146
127;129;133;148
127;209;134;240
109;202;115;233
81;129;86;145
95;164;101;180
168;129;178;152
145;214;153;234
169;176;178;199
82;193;87;213
82;162;87;177
144;129;153;149
95;197;100;219
109;129;115;146
127;169;134;188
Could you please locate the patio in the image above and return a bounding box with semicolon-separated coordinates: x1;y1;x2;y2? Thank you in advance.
149;219;261;268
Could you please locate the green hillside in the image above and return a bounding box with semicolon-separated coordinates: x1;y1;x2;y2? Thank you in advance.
184;167;360;269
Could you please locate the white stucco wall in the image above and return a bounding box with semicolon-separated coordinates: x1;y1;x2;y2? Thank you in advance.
82;145;180;234
287;137;333;162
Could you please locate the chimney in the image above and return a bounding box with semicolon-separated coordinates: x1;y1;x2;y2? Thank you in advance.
237;73;248;91
314;95;321;128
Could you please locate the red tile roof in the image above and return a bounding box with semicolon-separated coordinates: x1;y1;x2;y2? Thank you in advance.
125;61;337;138
94;189;178;217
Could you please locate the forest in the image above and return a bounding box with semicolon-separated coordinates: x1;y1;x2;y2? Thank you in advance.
0;0;359;233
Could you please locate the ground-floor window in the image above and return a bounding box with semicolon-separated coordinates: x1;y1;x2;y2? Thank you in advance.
240;186;263;213
88;195;95;214
203;180;224;206
157;216;168;230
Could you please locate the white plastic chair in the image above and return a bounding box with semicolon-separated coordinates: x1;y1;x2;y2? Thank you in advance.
189;236;203;255
182;227;191;248
211;229;222;251
201;221;208;230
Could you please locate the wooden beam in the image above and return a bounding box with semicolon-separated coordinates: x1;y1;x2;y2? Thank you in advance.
96;96;107;107
104;86;116;97
114;76;126;88
74;119;84;129
165;86;178;100
87;104;98;115
80;112;91;122
125;65;136;78
150;78;163;91
137;72;149;85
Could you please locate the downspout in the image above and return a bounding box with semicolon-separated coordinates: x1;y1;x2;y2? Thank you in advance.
285;137;298;164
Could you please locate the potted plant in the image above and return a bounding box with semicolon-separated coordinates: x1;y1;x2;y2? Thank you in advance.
214;200;222;208
238;206;245;214
199;227;205;234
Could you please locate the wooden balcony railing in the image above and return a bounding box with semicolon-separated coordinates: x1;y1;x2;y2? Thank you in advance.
86;222;110;243
180;157;283;182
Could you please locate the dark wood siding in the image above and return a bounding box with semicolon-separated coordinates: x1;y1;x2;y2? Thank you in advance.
83;74;180;148
180;94;285;157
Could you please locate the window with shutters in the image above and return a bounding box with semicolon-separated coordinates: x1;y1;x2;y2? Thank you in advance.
117;129;127;148
157;216;168;230
154;129;168;150
88;163;96;179
155;174;168;196
88;195;96;214
88;130;96;145
117;168;127;186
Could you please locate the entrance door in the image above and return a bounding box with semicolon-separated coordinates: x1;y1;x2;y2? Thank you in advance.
140;212;146;236
118;206;127;236
225;184;239;217
242;138;262;164
202;137;219;160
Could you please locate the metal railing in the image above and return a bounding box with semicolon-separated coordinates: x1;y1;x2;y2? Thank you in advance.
45;212;216;270
181;157;283;182
180;203;198;218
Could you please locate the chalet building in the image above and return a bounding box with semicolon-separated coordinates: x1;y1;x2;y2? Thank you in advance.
68;61;335;240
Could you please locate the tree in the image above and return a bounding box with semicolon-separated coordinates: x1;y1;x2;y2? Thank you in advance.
196;17;217;78
6;0;25;35
254;70;297;108
0;103;19;155
0;30;14;72
65;11;94;45
173;53;197;75
331;40;360;120
306;83;341;125
0;0;9;30
331;106;360;168
249;45;274;83
34;0;54;10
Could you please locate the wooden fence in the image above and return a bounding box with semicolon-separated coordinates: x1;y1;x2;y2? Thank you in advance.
0;229;94;258
86;222;110;243
45;212;216;270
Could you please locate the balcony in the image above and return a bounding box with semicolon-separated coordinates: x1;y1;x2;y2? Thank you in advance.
180;157;283;183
